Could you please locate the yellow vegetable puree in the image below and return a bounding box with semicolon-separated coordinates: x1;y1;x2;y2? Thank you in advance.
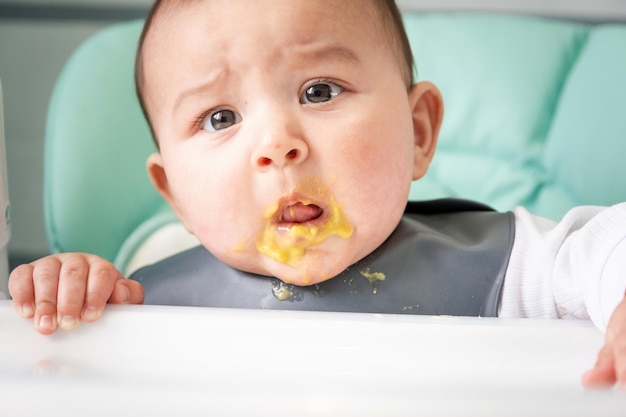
255;179;353;267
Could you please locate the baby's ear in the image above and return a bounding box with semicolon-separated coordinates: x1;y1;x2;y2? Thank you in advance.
408;81;444;180
146;152;192;232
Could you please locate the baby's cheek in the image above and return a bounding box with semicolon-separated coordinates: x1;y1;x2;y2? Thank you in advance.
199;234;254;272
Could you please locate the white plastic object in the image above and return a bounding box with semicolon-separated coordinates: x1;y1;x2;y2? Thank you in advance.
1;301;625;416
0;78;10;298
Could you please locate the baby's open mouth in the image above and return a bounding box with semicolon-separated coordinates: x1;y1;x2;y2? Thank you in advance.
256;190;353;268
279;202;323;224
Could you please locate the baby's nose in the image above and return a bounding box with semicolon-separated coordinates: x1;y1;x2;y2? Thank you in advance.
252;136;308;169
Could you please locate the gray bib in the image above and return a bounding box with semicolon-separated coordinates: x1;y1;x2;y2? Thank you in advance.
131;199;515;317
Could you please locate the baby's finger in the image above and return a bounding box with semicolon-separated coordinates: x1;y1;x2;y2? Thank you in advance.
31;258;62;335
55;255;90;330
613;336;626;386
80;258;121;322
8;264;36;318
582;345;616;387
108;279;144;305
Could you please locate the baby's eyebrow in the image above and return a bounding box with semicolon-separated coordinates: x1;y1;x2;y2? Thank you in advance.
172;70;226;114
296;44;361;66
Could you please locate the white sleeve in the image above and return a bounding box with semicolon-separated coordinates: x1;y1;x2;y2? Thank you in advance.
499;203;626;332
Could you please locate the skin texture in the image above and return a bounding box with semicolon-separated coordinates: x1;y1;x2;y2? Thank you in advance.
6;0;626;390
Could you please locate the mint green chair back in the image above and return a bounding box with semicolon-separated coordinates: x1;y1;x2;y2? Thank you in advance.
45;20;168;264
406;14;626;220
44;14;626;266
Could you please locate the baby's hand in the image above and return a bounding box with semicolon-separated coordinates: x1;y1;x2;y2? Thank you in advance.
582;295;626;388
8;253;144;335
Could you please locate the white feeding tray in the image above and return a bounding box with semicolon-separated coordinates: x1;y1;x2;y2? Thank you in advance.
0;300;624;416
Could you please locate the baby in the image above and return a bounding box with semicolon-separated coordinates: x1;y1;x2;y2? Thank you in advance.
8;0;626;388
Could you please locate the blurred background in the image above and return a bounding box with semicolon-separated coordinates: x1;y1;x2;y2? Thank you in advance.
0;0;625;272
0;0;152;270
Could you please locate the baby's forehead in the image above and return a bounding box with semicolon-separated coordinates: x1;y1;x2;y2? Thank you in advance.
143;0;403;68
147;0;388;40
142;0;392;68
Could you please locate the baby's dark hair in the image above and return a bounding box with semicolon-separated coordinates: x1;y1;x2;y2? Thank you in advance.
135;0;415;145
372;0;416;85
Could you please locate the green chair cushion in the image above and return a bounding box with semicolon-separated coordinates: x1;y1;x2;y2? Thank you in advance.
406;14;626;220
44;20;162;262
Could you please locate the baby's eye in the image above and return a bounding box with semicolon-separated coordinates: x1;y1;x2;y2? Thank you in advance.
300;82;343;104
202;109;241;131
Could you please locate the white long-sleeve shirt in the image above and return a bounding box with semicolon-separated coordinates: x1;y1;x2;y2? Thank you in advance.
499;203;626;332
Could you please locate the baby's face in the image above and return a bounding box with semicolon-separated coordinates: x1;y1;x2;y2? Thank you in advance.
143;0;435;285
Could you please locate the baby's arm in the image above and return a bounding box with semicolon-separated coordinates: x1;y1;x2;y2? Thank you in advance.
8;253;144;335
501;202;626;387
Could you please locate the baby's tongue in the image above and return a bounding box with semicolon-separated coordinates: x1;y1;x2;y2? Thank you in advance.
281;203;323;223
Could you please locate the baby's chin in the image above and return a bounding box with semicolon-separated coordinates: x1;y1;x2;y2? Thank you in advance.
261;258;351;286
227;248;357;287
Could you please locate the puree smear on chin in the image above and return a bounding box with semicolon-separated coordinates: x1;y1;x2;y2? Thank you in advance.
255;195;353;267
